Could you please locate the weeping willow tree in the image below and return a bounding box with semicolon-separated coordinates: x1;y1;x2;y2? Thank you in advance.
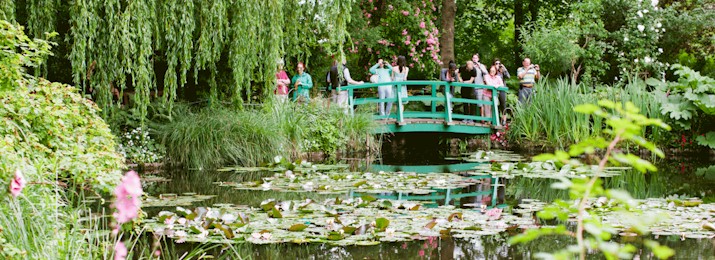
5;0;354;120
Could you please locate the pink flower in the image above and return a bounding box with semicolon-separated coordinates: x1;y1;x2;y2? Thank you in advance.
409;63;414;68
423;30;429;36
373;7;377;11
401;243;408;249
114;241;127;260
388;5;394;10
419;21;426;29
404;40;411;45
376;51;380;55
113;171;143;224
486;208;503;220
366;13;371;18
10;169;26;197
418;249;425;257
402;29;408;35
401;10;410;16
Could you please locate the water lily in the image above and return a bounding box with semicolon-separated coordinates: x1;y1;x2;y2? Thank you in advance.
10;169;26;197
221;213;237;223
175;230;188;243
485;208;503;220
385;228;396;237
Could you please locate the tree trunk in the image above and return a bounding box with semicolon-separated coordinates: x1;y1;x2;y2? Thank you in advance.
514;0;524;68
440;0;456;67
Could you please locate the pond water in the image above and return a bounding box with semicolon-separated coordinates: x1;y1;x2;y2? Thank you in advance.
140;136;715;259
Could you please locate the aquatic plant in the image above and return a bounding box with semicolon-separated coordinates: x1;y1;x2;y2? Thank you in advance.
509;100;674;259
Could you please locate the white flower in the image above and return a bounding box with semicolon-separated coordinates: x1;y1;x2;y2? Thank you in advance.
637;11;643;18
656;22;662;28
651;0;658;7
658;48;663;53
302;181;315;191
624;36;629;42
634;58;640;63
251;232;262;239
644;57;652;63
175;230;188;243
637;25;645;32
221;214;237;223
196;229;209;239
273;155;282;163
385;228;396;237
642;9;649;14
261;182;272;190
261;232;272;240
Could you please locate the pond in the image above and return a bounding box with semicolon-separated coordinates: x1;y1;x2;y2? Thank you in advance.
138;137;715;259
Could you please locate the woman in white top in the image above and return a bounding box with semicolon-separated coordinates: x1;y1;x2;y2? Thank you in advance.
392;56;409;111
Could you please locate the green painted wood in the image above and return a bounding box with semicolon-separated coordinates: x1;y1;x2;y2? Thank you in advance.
377;123;493;134
370;162;488;173
344;81;507;135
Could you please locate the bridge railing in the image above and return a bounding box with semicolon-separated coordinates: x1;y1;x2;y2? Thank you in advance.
340;81;508;126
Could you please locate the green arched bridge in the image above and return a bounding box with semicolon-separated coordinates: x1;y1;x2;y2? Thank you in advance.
341;81;508;134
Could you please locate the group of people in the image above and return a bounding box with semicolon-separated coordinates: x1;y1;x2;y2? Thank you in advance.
274;55;541;121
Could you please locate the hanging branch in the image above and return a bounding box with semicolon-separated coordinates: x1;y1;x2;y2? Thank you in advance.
0;0;15;21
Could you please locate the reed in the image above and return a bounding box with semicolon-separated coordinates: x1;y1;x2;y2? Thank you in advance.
508;78;667;149
155;99;378;169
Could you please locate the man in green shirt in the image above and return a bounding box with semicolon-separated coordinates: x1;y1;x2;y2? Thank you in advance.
292;62;313;102
516;57;540;103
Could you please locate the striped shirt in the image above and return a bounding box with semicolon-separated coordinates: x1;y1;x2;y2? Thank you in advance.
517;67;538;86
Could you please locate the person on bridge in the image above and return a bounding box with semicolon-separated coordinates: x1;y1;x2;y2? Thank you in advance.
370;58;394;116
274;59;291;102
493;58;510;115
471;54;489;120
440;61;459;113
292;62;313;102
517;57;540;103
484;66;505;124
392;56;409;112
459;60;478;122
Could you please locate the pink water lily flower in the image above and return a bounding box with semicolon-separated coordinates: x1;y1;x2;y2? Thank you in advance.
113;171;143;224
114;241;127;260
10;169;26;197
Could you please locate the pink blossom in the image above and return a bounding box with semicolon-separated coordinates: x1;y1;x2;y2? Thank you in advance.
415;8;421;16
419;21;426;29
368;0;372;2
416;40;421;45
376;51;380;55
409;53;414;57
114;241;127;260
402;29;408;35
401;10;410;16
409;63;414;68
402;242;408;249
113;171;143;224
486;208;503;220
374;7;377;11
367;47;372;52
388;5;394;10
418;249;425;257
423;30;429;36
366;13;372;18
404;40;411;45
406;35;412;41
10;169;26;197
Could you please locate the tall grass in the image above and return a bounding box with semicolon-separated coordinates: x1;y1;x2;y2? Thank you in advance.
508;78;668;149
155;98;378;169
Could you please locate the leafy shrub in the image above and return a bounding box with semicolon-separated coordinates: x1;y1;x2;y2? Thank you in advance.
117;127;165;164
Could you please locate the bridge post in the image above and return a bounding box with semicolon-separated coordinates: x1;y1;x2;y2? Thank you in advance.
445;84;452;123
431;83;437;114
396;85;404;123
492;87;500;126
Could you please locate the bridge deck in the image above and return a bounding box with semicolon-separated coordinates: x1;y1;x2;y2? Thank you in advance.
374;118;504;134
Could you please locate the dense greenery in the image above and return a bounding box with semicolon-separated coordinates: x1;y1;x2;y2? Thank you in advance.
507;78;667;149
155;99;377;170
0;21;124;258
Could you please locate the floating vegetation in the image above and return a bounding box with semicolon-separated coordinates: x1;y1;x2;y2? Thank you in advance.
143;193;216;208
219;156;350;173
451;150;526;163
517;198;715;239
144;198;532;246
215;171;486;195
469;161;629;179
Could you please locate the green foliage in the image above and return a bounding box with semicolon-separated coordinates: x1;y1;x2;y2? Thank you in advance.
0;20;54;91
648;64;715;148
454;0;514;67
1;21;124;193
508;78;668;149
117;127;165;164
155;99;377;169
510;100;671;260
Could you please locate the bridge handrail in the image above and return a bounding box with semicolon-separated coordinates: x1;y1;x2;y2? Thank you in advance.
340;80;508;128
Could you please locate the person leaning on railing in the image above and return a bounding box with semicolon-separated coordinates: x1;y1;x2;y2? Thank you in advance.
492;58;510;113
484;66;505;124
459;60;477;122
516;57;540;104
392;56;410;112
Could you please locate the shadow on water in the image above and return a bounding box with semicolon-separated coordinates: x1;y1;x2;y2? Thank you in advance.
142;134;715;259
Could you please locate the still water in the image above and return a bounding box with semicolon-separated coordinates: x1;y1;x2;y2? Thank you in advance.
141;136;715;259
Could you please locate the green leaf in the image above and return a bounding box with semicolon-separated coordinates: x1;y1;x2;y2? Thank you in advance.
342;226;357;235
288;224;307;232
644;240;675;259
361;195;377;203
695;131;715;149
269;208;283;218
375;217;390;230
573;104;600;115
353;180;368;187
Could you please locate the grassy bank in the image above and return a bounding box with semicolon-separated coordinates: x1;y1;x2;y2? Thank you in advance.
154;98;378;170
507;78;669;150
